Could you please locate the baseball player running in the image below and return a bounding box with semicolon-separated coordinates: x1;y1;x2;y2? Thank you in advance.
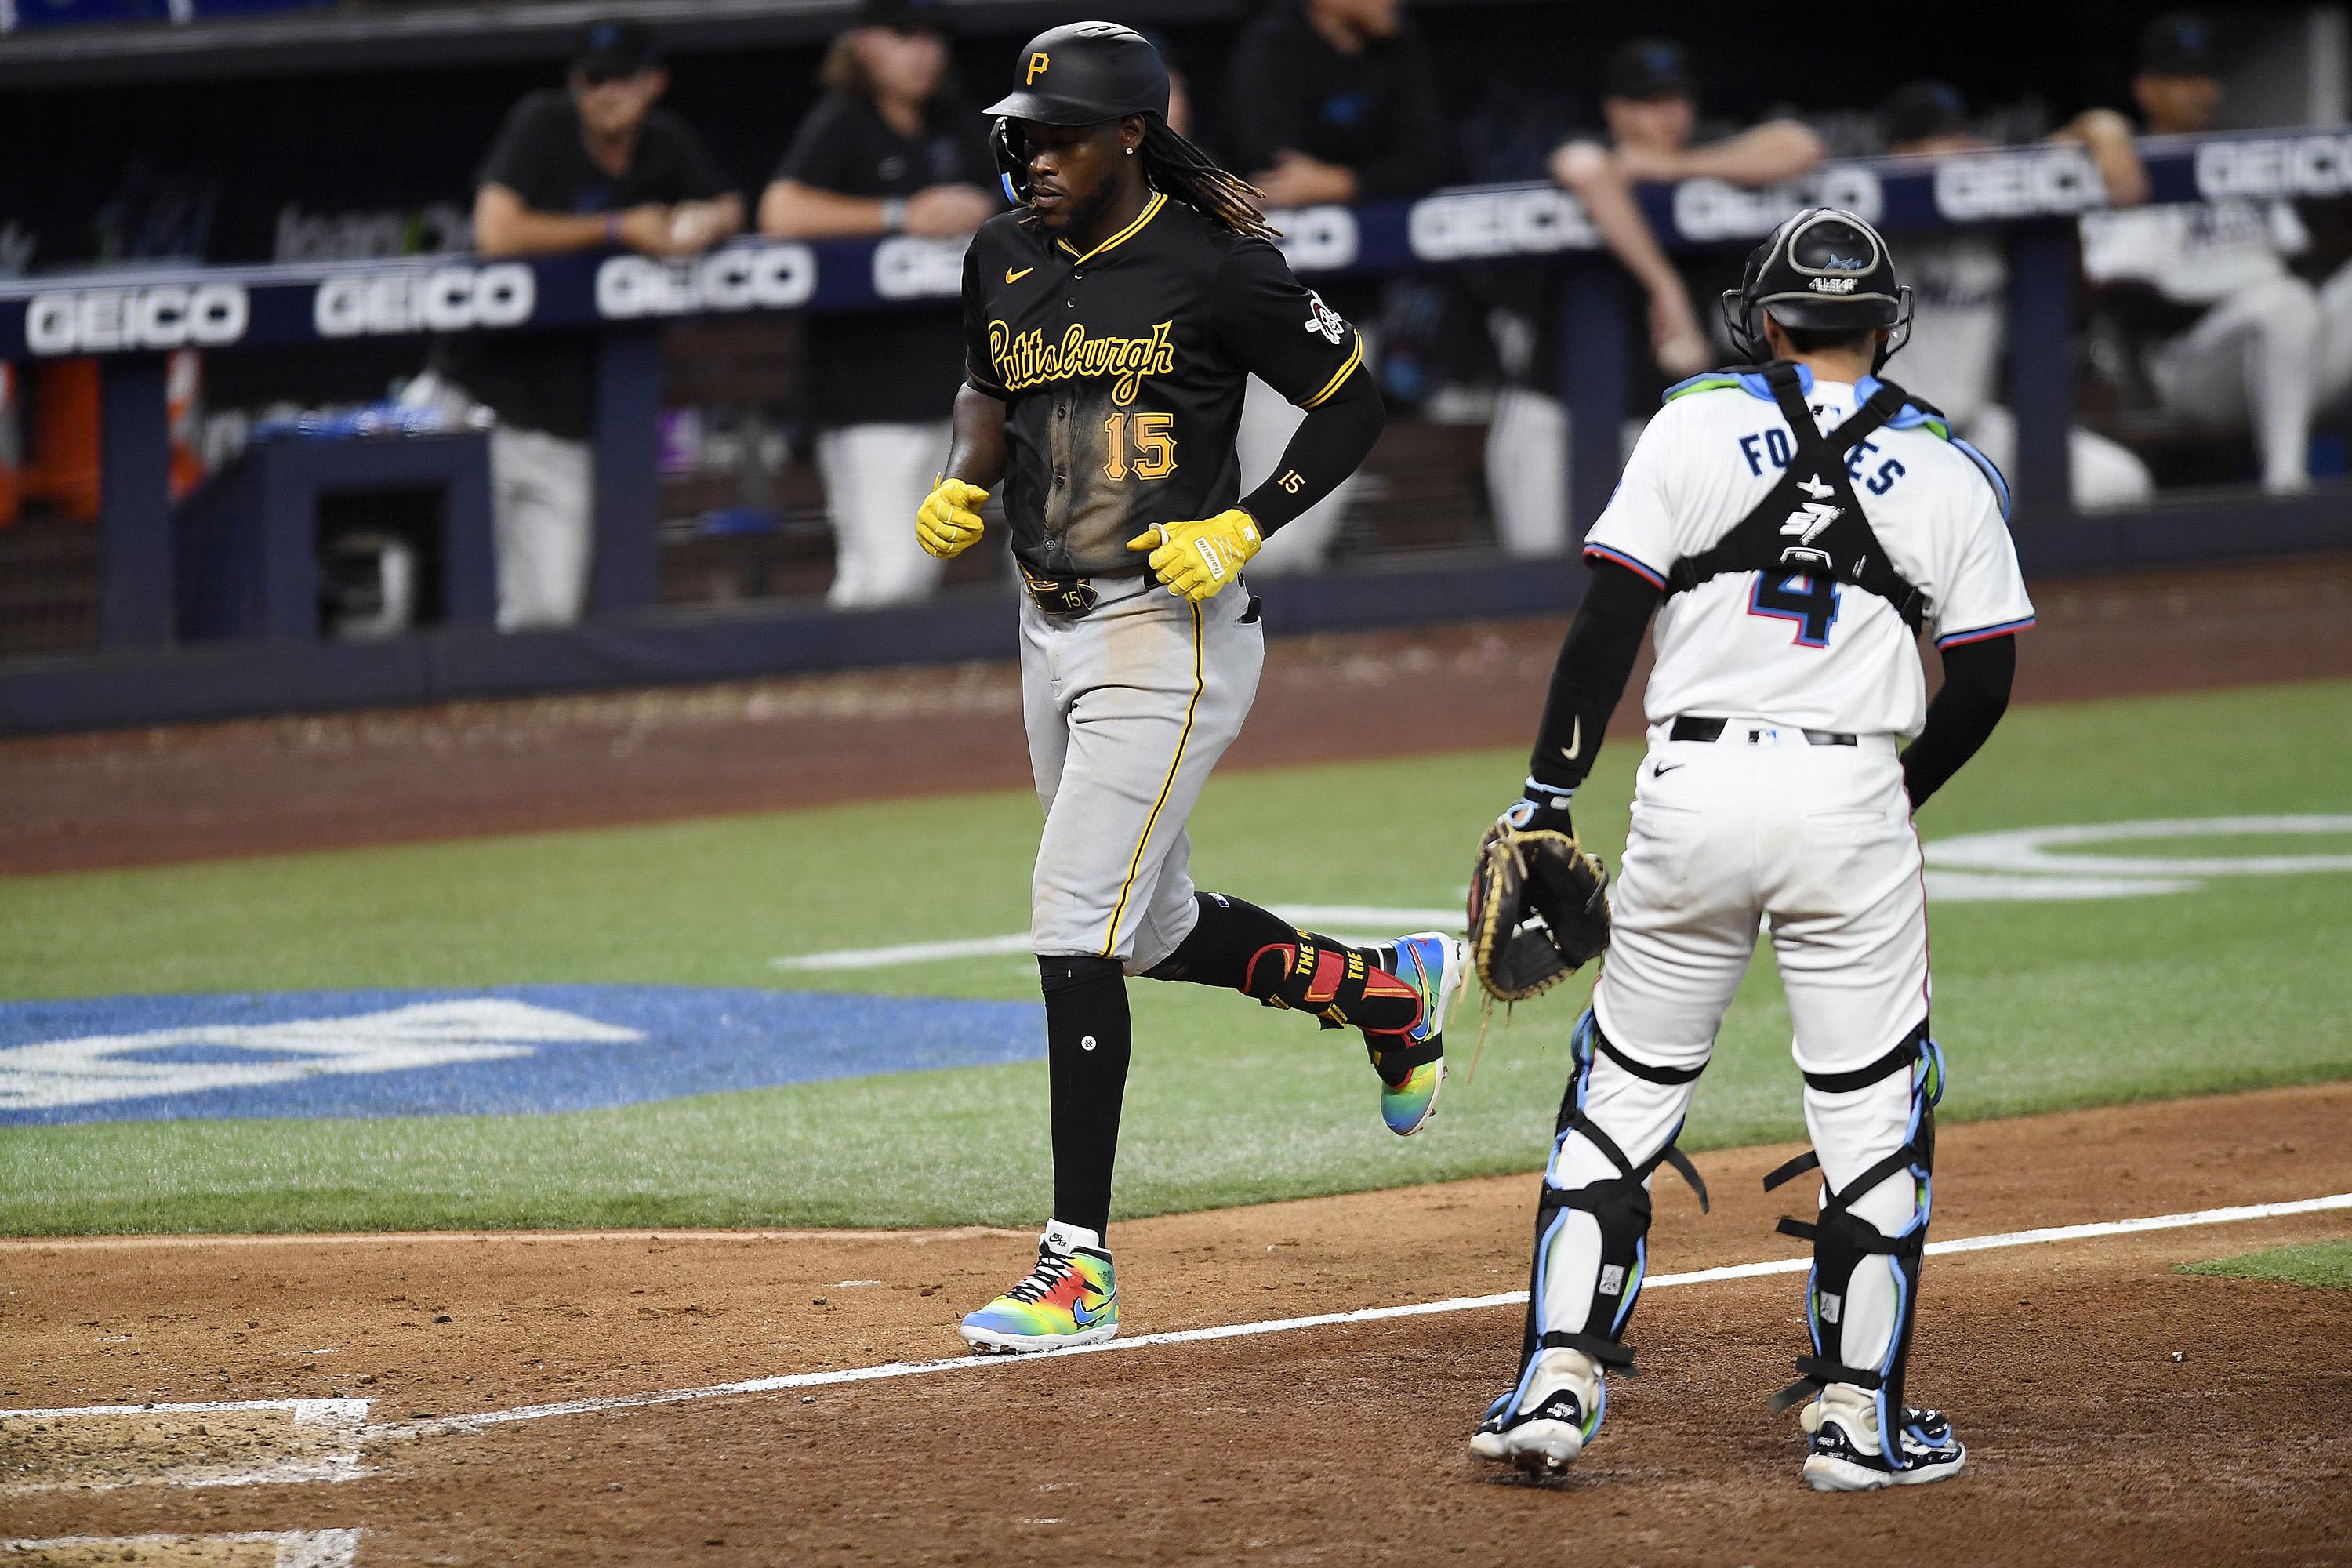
917;22;1468;1356
1467;209;2032;1490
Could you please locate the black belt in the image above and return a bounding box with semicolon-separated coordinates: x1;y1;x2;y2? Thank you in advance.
1669;716;1857;748
1018;563;1102;617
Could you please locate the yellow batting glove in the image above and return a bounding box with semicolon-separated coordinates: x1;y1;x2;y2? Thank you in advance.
1126;509;1262;602
916;475;991;560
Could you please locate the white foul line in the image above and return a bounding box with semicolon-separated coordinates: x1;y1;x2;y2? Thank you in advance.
771;904;1465;972
370;1189;2352;1439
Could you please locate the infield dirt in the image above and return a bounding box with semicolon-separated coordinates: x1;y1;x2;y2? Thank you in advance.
6;1082;2349;1565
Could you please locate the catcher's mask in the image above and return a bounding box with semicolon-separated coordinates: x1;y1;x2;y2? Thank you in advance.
985;21;1170;205
1722;206;1913;372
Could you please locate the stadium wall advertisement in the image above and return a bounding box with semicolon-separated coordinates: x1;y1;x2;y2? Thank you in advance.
0;130;2288;360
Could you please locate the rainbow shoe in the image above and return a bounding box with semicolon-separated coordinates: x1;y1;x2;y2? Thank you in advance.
958;1221;1118;1354
1368;933;1468;1137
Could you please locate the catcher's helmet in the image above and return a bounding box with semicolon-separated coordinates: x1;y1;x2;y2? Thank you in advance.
1721;207;1913;370
985;22;1169;202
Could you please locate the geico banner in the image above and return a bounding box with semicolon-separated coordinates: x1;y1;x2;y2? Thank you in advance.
2195;132;2352;200
597;245;816;318
314;263;535;338
1407;187;1599;262
872;236;967;301
1933;146;2109;221
1673;167;1884;243
24;282;249;355
1269;205;1359;271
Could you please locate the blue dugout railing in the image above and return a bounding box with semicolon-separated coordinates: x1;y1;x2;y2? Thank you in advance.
4;125;2350;728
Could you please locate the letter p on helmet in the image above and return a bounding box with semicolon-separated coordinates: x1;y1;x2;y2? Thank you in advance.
1028;52;1051;83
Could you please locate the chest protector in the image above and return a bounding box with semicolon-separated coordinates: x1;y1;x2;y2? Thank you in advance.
1664;361;1928;633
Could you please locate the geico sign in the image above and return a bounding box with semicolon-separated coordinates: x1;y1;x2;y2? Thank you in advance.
314;264;535;338
1409;187;1599;262
2196;133;2352;201
24;282;249;355
873;236;967;300
597;245;815;318
1673;167;1883;242
1935;147;2107;221
1269;205;1359;271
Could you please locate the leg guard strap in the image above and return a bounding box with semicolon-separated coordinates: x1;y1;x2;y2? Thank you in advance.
1537;1330;1639;1376
1769;1357;1886;1414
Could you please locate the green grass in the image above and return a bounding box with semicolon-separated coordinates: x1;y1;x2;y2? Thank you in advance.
2;677;2349;1235
2181;1240;2352;1291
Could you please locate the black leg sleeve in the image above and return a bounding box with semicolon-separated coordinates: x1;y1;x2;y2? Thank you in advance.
1143;893;1417;1035
1526;559;1664;794
1040;955;1132;1240
1901;633;2016;810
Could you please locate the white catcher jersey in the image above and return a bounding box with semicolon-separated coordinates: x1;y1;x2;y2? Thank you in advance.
1584;366;2034;739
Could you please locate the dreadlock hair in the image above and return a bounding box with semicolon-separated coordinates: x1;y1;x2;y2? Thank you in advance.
1139;116;1279;241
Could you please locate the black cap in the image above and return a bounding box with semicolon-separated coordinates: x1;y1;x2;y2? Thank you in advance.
1881;80;1969;146
1606;38;1693;102
2139;12;2220;77
855;0;946;31
573;19;659;81
1722;207;1911;365
984;20;1169;125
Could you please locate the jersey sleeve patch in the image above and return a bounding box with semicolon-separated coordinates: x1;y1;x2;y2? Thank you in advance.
1934;614;2035;648
1582;542;1668;589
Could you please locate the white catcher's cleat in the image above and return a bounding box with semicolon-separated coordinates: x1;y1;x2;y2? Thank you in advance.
1469;1348;1601;1475
1799;1385;1967;1492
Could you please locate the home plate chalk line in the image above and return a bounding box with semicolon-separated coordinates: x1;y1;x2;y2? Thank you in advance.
9;1191;2340;1483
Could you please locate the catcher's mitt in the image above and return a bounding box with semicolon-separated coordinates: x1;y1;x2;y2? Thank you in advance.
1468;818;1612;1003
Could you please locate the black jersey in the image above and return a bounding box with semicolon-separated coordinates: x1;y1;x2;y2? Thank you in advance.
961;191;1366;577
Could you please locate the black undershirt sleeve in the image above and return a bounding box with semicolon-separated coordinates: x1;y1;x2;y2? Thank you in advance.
1900;633;2016;810
1237;368;1385;532
1526;560;1663;793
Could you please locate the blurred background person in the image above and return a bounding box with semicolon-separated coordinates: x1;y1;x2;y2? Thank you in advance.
1490;38;1824;559
416;20;741;631
1221;0;1448;575
2076;12;2343;495
760;0;998;610
1880;80;2153;510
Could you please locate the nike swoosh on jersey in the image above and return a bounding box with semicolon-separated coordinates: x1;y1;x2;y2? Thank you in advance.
1006;267;1035;284
1560;717;1581;762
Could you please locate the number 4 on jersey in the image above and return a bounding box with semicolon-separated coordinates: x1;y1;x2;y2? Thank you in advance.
1749;571;1840;648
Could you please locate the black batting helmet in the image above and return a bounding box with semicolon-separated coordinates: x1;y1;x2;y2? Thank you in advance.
985;22;1169;202
1722;207;1913;369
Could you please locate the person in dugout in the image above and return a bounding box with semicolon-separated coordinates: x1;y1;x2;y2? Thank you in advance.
760;0;1004;610
419;20;742;631
1218;0;1450;575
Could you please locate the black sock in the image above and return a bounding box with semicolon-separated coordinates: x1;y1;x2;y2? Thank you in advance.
1145;893;1417;1035
1040;954;1131;1241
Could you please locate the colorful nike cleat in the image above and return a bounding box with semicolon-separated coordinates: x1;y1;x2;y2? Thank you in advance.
958;1221;1118;1354
1367;932;1467;1136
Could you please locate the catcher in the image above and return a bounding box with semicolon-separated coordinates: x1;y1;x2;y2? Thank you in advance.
1466;209;2030;1490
